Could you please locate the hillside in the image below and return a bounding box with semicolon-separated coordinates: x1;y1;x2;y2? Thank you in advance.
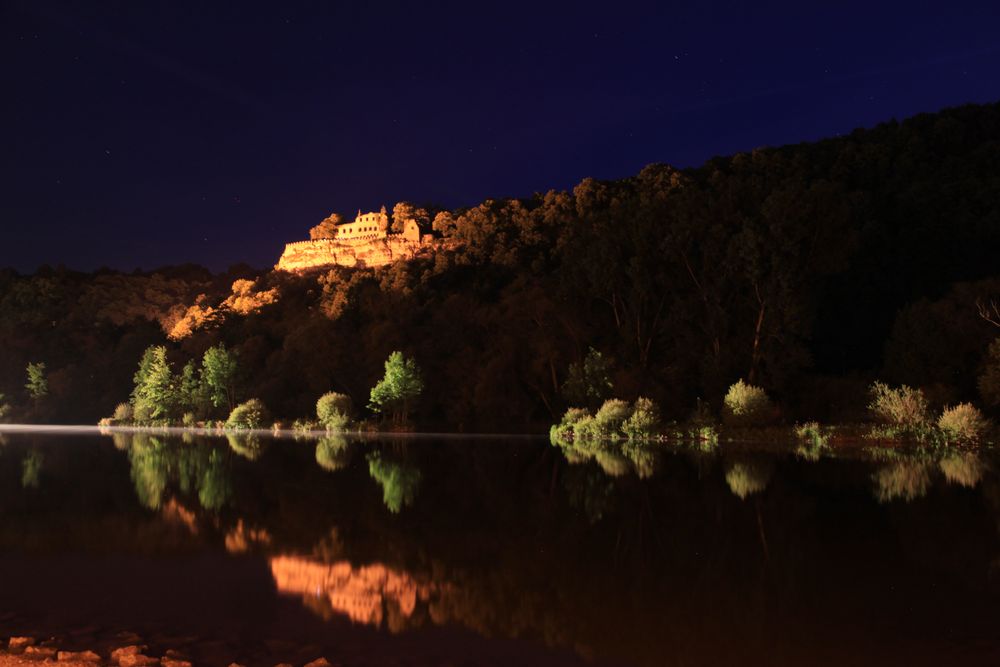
2;102;999;430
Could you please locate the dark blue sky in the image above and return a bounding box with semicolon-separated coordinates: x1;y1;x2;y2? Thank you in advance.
2;0;999;272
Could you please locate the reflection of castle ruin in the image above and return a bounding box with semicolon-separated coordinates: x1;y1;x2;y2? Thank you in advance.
269;555;431;627
276;207;438;271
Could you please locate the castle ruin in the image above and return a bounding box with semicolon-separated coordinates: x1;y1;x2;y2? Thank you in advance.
276;206;436;271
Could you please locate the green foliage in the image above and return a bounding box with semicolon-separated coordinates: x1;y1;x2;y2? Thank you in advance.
201;344;239;413
550;407;590;441
25;362;48;400
561;348;614;409
131;346;177;420
367;453;422;513
0;393;9;422
868;381;930;428
132;402;153;424
369;351;424;423
594;399;632;434
621;397;661;440
978;337;1000;407
182;412;197;427
721;380;774;426
794;421;830;460
225;398;270;430
937;403;990;442
316;392;353;431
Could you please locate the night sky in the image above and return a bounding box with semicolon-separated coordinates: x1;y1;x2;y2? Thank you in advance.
3;1;999;273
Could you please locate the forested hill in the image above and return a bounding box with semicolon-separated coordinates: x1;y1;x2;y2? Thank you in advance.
2;101;999;430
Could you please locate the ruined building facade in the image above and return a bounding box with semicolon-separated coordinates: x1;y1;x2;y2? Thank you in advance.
276;206;435;271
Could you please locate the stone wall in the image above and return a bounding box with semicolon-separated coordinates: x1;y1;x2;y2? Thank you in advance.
275;235;437;271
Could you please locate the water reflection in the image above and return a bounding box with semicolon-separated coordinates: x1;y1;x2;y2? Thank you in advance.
723;459;773;499
315;435;351;472
873;461;933;503
126;433;233;510
367;452;421;513
270;555;432;629
20;449;43;489
939;451;986;488
1;428;999;667
226;432;266;461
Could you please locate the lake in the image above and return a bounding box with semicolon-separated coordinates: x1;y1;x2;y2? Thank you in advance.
0;427;998;666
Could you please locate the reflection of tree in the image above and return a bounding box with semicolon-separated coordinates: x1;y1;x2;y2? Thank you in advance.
20;449;43;489
873;461;932;503
367;453;421;513
226;433;265;461
724;460;772;500
122;433;233;511
129;435;169;509
197;449;232;510
939;452;985;488
316;436;351;472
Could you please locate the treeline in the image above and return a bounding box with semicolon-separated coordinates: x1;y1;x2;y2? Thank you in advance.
2;101;1000;430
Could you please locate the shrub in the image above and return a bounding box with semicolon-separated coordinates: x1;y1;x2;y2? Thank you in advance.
867;382;929;428
113;402;133;422
572;415;601;442
938;403;990;442
181;412;197;427
795;421;830;460
551;407;591;441
621;397;661;440
132;402;153;424
316;392;353;431
593;399;633;438
225;399;270;430
721;380;774;427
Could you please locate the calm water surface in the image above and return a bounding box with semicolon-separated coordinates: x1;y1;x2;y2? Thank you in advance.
0;428;998;666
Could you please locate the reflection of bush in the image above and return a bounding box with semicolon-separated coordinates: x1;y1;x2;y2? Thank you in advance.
724;460;772;499
368;454;421;513
939;452;984;488
873;461;932;503
316;435;351;471
226;433;265;461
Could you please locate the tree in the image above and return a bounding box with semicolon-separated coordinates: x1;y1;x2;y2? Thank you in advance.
131;346;176;420
201;344;239;413
25;362;48;400
177;360;208;417
391;202;429;234
561;348;614;409
369;351;424;424
309;213;343;240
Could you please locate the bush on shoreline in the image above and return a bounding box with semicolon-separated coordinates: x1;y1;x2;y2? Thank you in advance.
721;380;774;427
226;399;270;430
938;403;990;442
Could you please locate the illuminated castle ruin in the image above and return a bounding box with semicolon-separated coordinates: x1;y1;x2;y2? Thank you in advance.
276;205;434;271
